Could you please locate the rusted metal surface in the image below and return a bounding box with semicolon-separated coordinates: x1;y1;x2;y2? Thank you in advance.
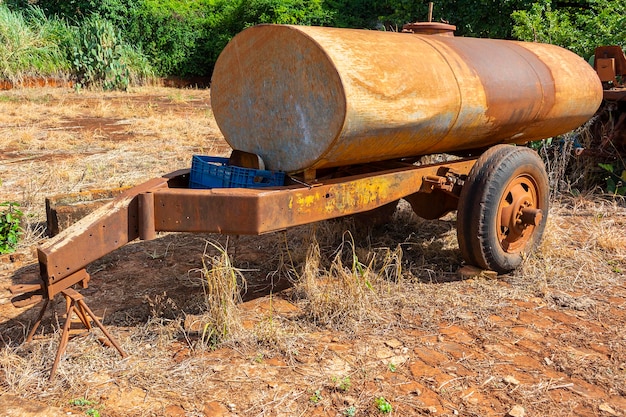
45;187;130;236
583;46;626;157
37;177;169;294
402;22;456;36
496;174;542;253
14;159;482;378
43;287;127;380
211;25;602;173
12;270;126;380
594;46;626;102
603;89;626;102
404;166;467;219
9;157;477;374
29;159;474;295
594;46;626;88
138;192;157;241
153;159;476;234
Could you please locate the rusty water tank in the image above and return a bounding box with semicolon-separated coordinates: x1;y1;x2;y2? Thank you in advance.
210;24;602;173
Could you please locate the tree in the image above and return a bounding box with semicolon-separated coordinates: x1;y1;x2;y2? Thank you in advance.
329;0;536;38
512;0;626;59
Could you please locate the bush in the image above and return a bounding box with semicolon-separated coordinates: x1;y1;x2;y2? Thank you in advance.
512;0;626;59
71;15;153;90
122;0;333;77
0;202;23;254
192;0;333;76
7;0;335;77
122;0;207;76
71;16;130;90
0;4;70;82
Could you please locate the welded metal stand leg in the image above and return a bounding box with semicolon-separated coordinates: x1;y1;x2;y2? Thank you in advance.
49;296;74;381
25;299;50;343
48;289;127;381
76;298;127;358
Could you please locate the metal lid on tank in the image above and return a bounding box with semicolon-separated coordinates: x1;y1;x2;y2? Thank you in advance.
402;2;456;36
402;22;456;36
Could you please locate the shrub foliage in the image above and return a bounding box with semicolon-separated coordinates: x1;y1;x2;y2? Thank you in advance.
0;202;23;254
0;6;68;82
72;16;131;90
2;0;626;84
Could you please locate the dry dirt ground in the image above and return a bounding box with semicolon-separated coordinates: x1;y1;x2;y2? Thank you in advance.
0;87;625;417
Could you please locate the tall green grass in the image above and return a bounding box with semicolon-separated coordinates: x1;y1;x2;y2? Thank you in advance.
0;5;69;82
0;4;153;89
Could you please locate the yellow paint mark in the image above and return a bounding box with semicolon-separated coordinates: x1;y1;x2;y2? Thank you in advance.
298;194;318;207
295;193;320;213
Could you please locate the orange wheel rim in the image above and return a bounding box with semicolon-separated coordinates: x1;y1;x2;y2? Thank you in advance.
496;174;542;253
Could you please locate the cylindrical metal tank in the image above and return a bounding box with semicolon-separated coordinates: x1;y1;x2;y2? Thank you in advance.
211;24;602;173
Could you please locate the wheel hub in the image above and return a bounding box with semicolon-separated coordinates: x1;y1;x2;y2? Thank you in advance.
497;175;541;252
520;207;542;226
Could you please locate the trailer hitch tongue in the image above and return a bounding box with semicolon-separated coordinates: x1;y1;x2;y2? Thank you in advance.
9;283;44;308
520;207;542;227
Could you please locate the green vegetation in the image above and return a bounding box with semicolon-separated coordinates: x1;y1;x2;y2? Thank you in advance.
374;397;392;413
332;375;352;392
72;16;131;90
0;6;69;83
69;398;101;417
309;389;322;404
0;202;23;254
2;0;623;87
344;406;357;417
512;0;626;59
599;162;626;196
0;3;152;88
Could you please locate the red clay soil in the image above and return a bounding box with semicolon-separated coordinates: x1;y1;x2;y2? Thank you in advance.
0;77;74;90
0;87;624;417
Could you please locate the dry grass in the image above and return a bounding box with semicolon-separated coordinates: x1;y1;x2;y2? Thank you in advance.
1;198;624;416
521;195;626;292
193;240;246;346
0;87;222;246
0;87;625;416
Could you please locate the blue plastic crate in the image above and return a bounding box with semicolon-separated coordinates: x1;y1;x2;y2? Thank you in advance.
189;155;285;189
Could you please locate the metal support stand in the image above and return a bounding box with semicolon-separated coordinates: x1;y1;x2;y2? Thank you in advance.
16;279;127;381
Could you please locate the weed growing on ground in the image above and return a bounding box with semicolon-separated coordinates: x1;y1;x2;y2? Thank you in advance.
0;202;22;254
69;398;101;417
344;406;357;416
331;375;351;392
309;389;322;404
195;240;246;347
375;397;392;413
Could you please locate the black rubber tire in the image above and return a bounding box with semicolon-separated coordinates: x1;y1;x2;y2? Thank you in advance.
457;145;549;274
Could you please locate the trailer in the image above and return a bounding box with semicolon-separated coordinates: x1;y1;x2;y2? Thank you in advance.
10;23;602;378
591;46;626;155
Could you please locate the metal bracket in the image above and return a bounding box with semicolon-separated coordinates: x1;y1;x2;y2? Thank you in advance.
419;168;466;195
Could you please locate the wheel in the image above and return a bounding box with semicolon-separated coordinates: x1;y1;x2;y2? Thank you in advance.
457;145;549;273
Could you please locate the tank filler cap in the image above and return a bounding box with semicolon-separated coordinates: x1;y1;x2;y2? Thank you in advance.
402;22;456;36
